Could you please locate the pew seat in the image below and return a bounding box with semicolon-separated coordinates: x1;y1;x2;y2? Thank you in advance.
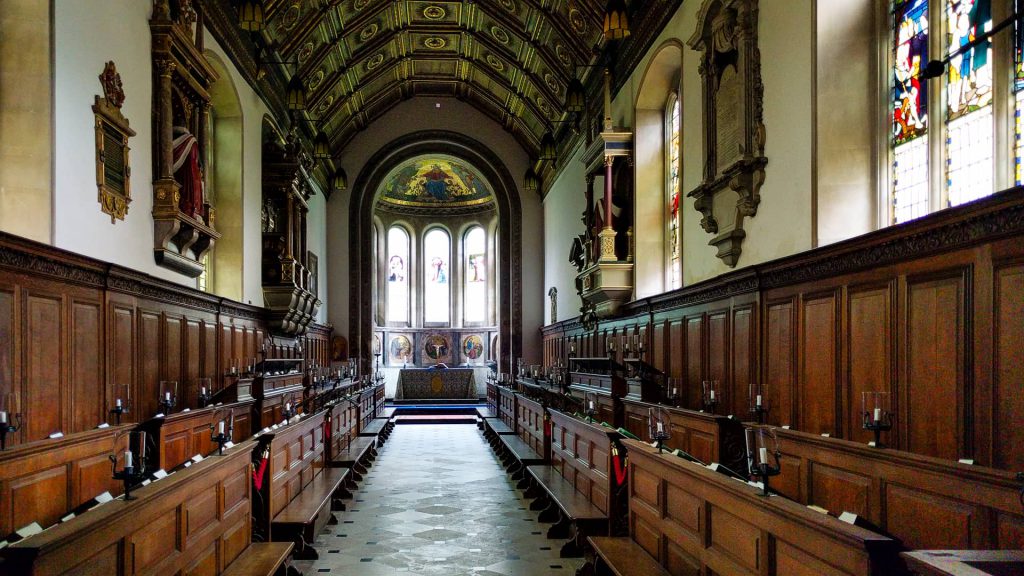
330;436;378;481
587;537;672;576
497;434;544;486
526;465;607;557
272;467;350;560
222;541;294;576
476;406;498;419
358;418;388;444
482;416;514;447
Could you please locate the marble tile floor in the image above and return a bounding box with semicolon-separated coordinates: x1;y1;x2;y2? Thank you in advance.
292;424;584;576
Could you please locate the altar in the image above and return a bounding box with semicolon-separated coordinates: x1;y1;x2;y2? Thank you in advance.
395;368;477;400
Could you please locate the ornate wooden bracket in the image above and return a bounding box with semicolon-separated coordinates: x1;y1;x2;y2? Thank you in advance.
687;0;766;267
93;62;136;224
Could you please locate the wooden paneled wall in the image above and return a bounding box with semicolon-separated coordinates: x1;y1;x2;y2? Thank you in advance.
543;190;1024;471
0;232;332;450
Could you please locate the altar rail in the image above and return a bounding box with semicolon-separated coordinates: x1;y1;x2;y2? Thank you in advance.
542;189;1024;471
1;438;258;575
0;424;131;537
769;426;1024;550
0;231;333;449
624;439;901;575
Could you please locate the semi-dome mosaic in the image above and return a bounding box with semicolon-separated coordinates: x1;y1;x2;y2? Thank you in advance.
378;157;494;209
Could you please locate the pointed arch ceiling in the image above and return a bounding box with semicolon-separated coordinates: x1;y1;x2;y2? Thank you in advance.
258;0;608;156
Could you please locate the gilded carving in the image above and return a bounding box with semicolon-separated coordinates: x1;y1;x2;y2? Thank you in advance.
93;61;136;224
687;0;766;267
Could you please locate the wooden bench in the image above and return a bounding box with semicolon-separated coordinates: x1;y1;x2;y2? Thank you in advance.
617;439;901;575
358;418;389;445
497;434;545;487
330;436;377;482
526;465;608;557
482;414;515;448
271;467;350;559
259;411;346;560
221;542;294;576
1;439;288;575
587;536;671;576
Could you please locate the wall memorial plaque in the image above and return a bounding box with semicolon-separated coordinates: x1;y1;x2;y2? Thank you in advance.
687;0;767;267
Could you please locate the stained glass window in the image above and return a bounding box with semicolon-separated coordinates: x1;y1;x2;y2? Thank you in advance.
1015;0;1024;185
464;226;486;324
387;226;410;323
424;228;450;324
945;0;992;207
893;0;930;223
666;93;681;289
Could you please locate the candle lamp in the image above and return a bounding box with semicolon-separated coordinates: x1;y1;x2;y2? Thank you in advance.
745;426;781;497
158;381;177;415
109;431;147;500
282;395;296;421
748;382;770;424
665;377;681;407
209;410;234;455
584;392;598;423
568;341;576;358
861;391;893;447
196;377;212;408
229;358;238;377
702;380;720;414
109;383;130;425
648;407;671;453
0;392;23;451
623;336;632;355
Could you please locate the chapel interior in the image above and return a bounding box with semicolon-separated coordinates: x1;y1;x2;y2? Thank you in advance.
0;0;1022;575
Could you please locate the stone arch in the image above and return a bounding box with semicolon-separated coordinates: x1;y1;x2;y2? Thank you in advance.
633;40;684;297
350;131;523;372
204;50;244;299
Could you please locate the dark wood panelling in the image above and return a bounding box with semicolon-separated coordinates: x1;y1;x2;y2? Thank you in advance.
904;273;965;460
684;315;703;409
731;307;753;420
707;311;729;413
139;310;162;421
765;299;795;427
71;299;103;431
846;285;893;443
109;301;135;420
800;293;838;435
26;292;62;439
993;263;1024;471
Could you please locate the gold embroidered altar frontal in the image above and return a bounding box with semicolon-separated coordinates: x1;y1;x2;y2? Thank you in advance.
395;368;476;400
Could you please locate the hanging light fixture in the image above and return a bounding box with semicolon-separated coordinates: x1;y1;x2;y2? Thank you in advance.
238;0;265;32
565;78;586;114
603;0;630;40
540;131;557;161
313;132;331;159
524;168;539;192
332;167;348;191
286;75;307;111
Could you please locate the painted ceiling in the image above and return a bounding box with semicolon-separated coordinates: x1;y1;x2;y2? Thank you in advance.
378;156;494;209
255;0;610;157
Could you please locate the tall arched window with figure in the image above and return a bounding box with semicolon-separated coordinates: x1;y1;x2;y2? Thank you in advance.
423;228;451;324
464;226;487;324
666;91;682;289
892;0;930;224
387;226;410;324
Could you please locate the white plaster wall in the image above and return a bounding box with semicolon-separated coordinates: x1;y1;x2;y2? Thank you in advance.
327;98;542;362
545;0;815;298
53;1;180;281
542;143;587;326
307;190;328;322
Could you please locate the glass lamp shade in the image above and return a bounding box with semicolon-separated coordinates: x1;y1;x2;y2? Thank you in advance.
524;168;539;192
313;132;331;159
648;407;670;441
862;391;892;427
749;382;769;412
286;75;307;111
565;78;586;113
332;167;348;191
701;379;720;405
159;381;178;403
603;0;630;40
744;426;779;474
238;0;265;32
540;130;557;161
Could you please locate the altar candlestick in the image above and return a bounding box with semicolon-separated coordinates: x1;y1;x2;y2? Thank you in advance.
656;421;664;434
873;408;881;423
124;450;133;469
759;447;768;465
218;421;225;435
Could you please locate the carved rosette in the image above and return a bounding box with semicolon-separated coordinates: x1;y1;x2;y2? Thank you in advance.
687;0;766;267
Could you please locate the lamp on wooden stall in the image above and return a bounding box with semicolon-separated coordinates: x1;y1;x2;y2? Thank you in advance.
237;0;265;32
603;0;630;40
286;74;307;111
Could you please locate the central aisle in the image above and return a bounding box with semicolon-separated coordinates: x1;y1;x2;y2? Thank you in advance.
295;424;584;575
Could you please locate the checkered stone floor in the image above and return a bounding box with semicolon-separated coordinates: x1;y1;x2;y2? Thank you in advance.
292;424;583;575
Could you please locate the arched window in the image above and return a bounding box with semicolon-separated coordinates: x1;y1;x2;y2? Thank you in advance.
666;92;682;289
464;226;487;323
423;228;450;324
387;226;410;324
890;0;995;225
1015;0;1024;184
